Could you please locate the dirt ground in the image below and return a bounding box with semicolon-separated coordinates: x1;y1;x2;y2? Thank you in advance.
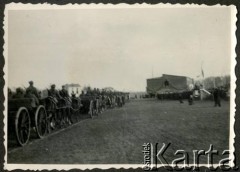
7;99;230;164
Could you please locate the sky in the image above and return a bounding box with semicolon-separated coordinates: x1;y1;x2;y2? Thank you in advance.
7;6;233;91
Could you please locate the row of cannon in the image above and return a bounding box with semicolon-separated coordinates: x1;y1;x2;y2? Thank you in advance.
8;87;128;146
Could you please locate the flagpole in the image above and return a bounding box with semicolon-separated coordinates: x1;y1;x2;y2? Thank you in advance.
201;61;205;100
201;61;205;88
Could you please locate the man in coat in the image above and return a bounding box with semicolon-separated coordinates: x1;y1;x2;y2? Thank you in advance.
213;88;221;107
59;85;69;98
48;84;62;104
25;81;39;105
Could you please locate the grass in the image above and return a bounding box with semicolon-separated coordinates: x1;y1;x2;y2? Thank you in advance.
8;99;230;164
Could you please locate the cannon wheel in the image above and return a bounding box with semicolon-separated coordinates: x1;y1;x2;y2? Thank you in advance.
15;107;31;146
89;100;93;119
35;105;47;139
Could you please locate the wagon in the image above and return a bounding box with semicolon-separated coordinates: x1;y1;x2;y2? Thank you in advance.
8;98;48;146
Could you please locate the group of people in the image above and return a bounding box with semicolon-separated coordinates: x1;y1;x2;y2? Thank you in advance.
48;84;71;105
8;81;69;106
8;81;129;108
178;88;222;107
8;81;40;106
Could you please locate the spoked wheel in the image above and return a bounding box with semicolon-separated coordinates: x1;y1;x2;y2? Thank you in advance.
89;101;93;119
35;105;47;139
15;107;31;146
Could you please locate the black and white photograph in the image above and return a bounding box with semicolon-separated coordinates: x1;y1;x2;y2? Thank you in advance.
4;3;236;170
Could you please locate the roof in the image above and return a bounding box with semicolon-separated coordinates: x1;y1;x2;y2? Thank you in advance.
146;74;193;94
65;83;81;87
147;74;191;80
102;87;115;92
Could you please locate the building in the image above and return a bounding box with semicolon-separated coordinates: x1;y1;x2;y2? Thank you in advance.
65;83;81;96
146;74;194;96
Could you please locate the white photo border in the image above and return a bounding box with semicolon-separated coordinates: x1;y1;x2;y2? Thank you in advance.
3;3;237;170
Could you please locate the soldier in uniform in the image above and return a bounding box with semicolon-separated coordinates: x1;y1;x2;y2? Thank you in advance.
178;93;183;103
8;88;13;99
48;84;62;103
188;94;194;105
60;85;69;98
60;85;72;104
213;88;221;107
25;81;39;105
60;85;72;125
121;94;125;105
13;87;25;99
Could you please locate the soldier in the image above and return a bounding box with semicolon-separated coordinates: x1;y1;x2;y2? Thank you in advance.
121;94;125;105
188;94;194;105
59;85;69;98
48;84;62;103
13;87;25;99
60;85;72;105
8;88;13;99
80;90;85;98
60;85;72;125
71;92;76;98
213;88;221;107
179;93;183;103
25;81;39;105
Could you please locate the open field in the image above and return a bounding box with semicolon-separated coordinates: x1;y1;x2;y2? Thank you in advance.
7;99;230;164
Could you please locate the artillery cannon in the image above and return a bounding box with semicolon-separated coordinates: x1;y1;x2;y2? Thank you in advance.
8;98;47;146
